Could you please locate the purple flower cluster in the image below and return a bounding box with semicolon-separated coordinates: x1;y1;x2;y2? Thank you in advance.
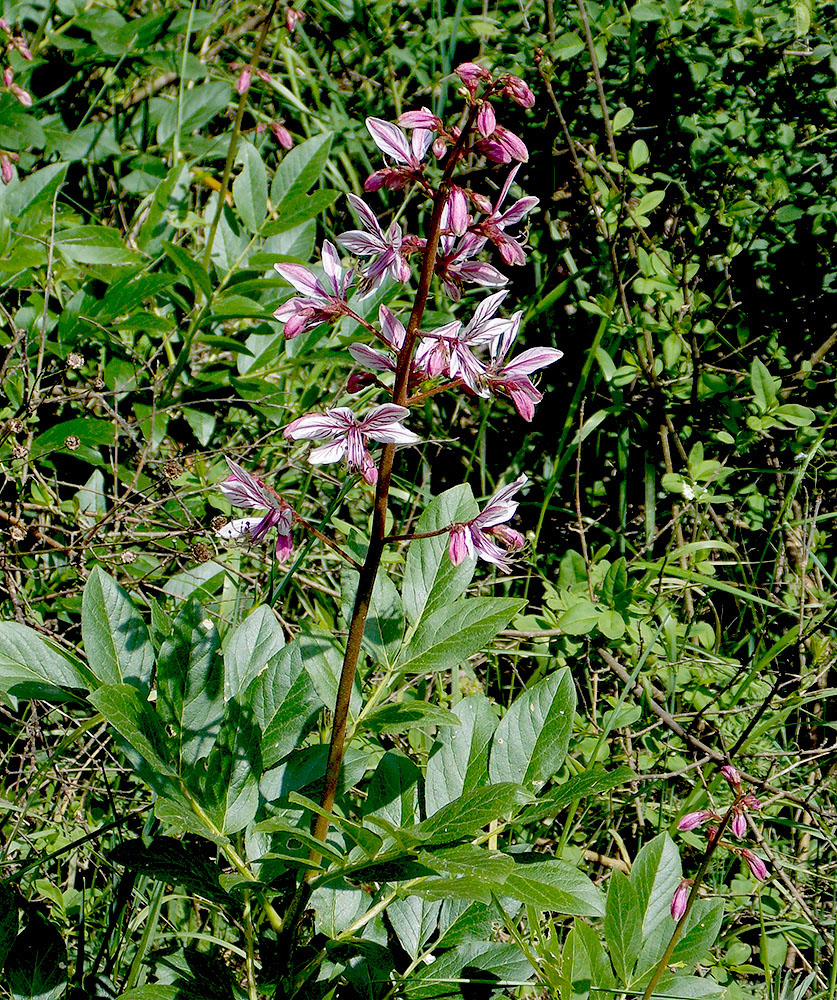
217;63;558;573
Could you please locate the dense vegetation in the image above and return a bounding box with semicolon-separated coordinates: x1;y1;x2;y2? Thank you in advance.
1;0;836;997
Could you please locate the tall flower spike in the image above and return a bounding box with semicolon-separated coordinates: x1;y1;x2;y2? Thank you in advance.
284;404;420;485
448;475;528;572
273;240;354;339
217;458;294;561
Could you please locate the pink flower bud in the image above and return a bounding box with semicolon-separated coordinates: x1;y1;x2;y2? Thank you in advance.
11;37;31;60
448;524;469;565
432;136;447;159
678;810;715;831
721;764;741;788
3;67;12;86
1;154;13;185
670;879;691;921
503;74;535;108
455;61;491;93
741;849;768;881
0;19;10;32
347;372;376;393
397;107;441;131
477;101;496;138
471;191;493;214
270;121;293;149
493;125;528;163
255;123;266;133
285;7;305;31
490;525;525;549
255;68;272;84
730;811;747;839
236;66;251;95
10;83;31;107
446;185;470;236
742;794;761;811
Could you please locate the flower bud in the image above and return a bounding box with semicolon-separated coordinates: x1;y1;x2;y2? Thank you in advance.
677;809;715;831
397;107;441;131
730;811;747;839
270;121;293;149
1;154;13;185
432;136;447;159
3;67;12;86
670;879;691;921
347;371;376;393
286;7;305;31
502;74;535;108
477;101;496;138
720;764;741;788
256;68;272;84
741;849;768;881
236;66;251;95
455;61;491;93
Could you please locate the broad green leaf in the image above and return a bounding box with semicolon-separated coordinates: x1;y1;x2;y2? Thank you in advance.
5;912;67;1000
0;623;92;699
223;604;286;701
425;693;498;814
156;81;230;143
605;869;641;982
387;895;442;958
565;920;617;1000
503;855;605;917
416;783;531;844
245;641;322;768
0;95;45;150
2;163;67;219
191;699;261;835
109;837;232;904
341;566;404;666
89;684;176;781
153;792;228;845
631;1;665;19
297;627;362;718
162;240;212;299
552;31;585;58
613;107;634;132
670;897;724;967
116;989;179;1000
363;699;461;735
489;668;575;787
233;140;268;232
55;225;136;265
262;189;339;235
82;567;153;691
559;599;599;635
630;832;682;939
30;418;116;460
156;598;224;767
520;765;635;824
395;598;524;676
270;132;334;206
402;484;478;624
654;975;724;999
365;752;421;828
309;882;367;939
406;940;533;999
635;190;665;216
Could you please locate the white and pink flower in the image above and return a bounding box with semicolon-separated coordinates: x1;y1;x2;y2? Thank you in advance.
217;458;294;561
448;475;528;572
273;240;354;339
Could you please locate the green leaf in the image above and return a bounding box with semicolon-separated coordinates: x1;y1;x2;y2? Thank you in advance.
630;832;682;939
88;684;176;782
365;752;421;828
520;765;635;824
775;403;814;426
417;783;531;844
565;920;617;999
605;869;641;982
489;668;576;786
341;566;404;666
630;140;650;170
0;623;92;699
387;895;442;959
670;897;724;967
635;190;665;216
654;974;724;999
223;604;286;701
270;132;334;206
551;31;585;58
5;912;67;1000
630;1;665;19
405;941;533;999
0;96;45;151
156;598;224;767
245;641;322;769
503;854;605;917
156;81;230;143
262;189;340;235
402;485;478;625
750;357;778;412
30;418;116;460
559;598;599;635
297;627;362;719
425;693;498;814
613;107;634;132
395;598;524;676
233;140;268;232
191;699;261;835
82;567;153;691
55;225;137;265
109;837;232;905
363;699;461;735
116;989;179;1000
162;240;212;299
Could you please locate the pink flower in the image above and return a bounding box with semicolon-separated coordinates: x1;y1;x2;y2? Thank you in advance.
501;74;535;109
478;125;529;164
721;764;742;789
474;165;539;266
273;240;354;339
284;404;420;485
670;879;692;921
364;117;433;191
435;233;507;301
348;305;408;374
455;62;492;93
270;121;293;149
448;475;528;572
216;458;294;561
678;810;716;832
236;66;251;95
478;313;563;421
443;185;471;237
741;849;768;881
730;811;747;839
337;193;410;293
